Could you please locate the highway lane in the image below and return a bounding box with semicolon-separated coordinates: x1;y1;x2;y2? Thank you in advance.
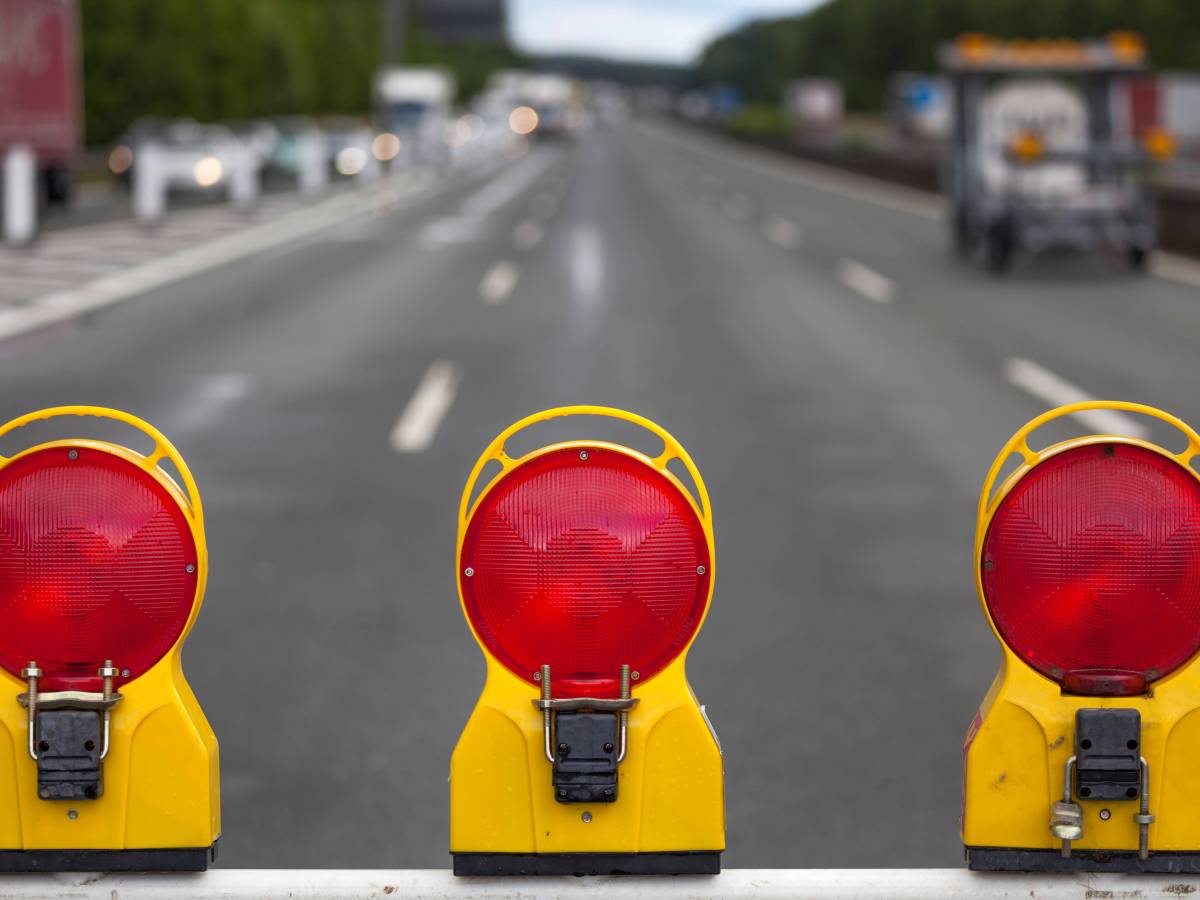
2;119;1199;869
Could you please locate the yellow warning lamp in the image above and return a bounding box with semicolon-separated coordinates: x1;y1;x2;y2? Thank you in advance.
1108;31;1147;66
963;402;1200;872
450;406;723;875
955;33;993;66
0;407;218;872
1142;127;1177;163
1009;130;1047;165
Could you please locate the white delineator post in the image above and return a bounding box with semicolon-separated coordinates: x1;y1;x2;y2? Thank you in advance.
229;144;259;210
132;141;167;224
299;130;327;197
3;144;37;245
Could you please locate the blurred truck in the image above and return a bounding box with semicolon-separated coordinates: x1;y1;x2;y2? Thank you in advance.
0;0;80;205
485;70;584;138
373;66;456;162
519;73;581;137
941;33;1167;272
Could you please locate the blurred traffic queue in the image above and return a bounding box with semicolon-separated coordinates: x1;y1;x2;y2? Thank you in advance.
103;67;591;198
0;0;601;244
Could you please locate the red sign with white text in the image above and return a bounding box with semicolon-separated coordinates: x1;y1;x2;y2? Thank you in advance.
0;0;79;158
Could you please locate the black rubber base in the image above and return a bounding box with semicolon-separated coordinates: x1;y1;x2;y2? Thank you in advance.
967;846;1200;874
454;851;721;876
0;845;215;873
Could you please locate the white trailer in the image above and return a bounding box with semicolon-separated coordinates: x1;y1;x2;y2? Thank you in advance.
373;66;456;162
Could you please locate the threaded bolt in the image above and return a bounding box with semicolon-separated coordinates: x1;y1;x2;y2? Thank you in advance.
541;663;552;757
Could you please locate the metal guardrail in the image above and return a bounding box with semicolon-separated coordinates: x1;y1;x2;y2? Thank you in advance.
3;869;1200;899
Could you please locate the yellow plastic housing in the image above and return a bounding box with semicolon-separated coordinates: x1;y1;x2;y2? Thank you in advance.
0;407;219;852
962;401;1200;852
450;406;724;855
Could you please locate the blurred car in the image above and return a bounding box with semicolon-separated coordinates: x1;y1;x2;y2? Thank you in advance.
318;117;375;178
156;121;241;195
108;118;241;196
228;118;280;169
265;116;320;179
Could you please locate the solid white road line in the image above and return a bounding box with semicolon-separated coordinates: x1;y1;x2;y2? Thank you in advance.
837;258;895;304
513;219;545;250
0;175;436;344
1004;357;1150;439
390;360;461;453
420;147;560;249
763;215;802;249
479;260;520;305
419;216;483;248
459;148;557;220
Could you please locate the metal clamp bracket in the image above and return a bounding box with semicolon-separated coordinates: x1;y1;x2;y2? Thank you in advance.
20;659;122;776
532;698;638;712
537;664;635;803
537;664;634;764
1049;735;1154;860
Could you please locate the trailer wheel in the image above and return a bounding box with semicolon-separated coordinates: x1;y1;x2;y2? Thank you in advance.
40;165;72;206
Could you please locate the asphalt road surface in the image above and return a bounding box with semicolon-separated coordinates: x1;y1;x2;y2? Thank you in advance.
3;119;1200;869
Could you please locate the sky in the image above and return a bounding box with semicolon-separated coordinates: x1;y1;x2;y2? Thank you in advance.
509;0;824;66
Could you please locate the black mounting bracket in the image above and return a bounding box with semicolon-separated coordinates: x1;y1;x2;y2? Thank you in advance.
552;712;619;804
1075;708;1141;801
35;710;103;801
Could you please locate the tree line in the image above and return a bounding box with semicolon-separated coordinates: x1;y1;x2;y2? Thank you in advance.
693;0;1200;111
79;0;522;145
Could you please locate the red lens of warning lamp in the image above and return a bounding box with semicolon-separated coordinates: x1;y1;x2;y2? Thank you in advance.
459;446;710;697
982;442;1200;695
0;446;198;691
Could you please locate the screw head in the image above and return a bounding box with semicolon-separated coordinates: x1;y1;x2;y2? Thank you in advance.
630;671;640;681
581;811;593;823
557;742;569;755
603;742;614;753
185;564;196;574
464;567;475;577
533;671;542;681
603;788;614;798
1099;809;1112;821
696;565;706;575
579;450;589;460
121;668;130;678
67;809;78;820
558;789;567;799
67;449;78;460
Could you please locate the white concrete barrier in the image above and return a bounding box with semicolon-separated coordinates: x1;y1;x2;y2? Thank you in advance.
3;144;38;245
1;869;1199;899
